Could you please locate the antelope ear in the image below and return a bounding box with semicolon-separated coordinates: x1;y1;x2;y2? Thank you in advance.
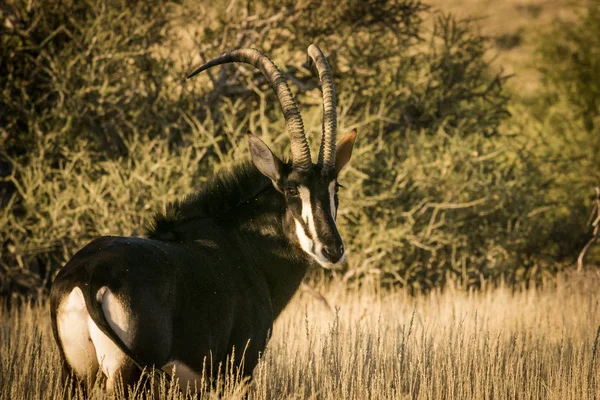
335;129;357;174
248;133;284;183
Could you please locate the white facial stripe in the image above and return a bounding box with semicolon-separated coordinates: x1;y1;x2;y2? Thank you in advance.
328;181;337;219
298;186;317;238
295;219;332;267
294;219;313;254
298;185;312;225
297;185;327;263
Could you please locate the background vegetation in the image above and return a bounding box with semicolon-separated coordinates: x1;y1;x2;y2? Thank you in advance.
1;0;599;300
2;1;599;399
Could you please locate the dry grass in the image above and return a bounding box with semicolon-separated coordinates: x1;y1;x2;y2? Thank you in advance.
2;272;599;399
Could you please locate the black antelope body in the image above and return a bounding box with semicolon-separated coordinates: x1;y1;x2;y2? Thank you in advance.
50;44;356;392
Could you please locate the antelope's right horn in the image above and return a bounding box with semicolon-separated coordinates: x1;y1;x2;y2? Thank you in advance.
307;44;336;170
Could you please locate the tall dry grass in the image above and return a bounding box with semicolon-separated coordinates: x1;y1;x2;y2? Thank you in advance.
2;272;599;399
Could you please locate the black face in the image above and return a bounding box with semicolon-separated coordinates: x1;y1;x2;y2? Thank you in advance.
247;129;356;267
279;166;345;267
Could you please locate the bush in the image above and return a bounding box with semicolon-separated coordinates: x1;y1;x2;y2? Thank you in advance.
5;0;575;299
0;0;195;157
537;2;600;132
499;1;600;271
337;128;546;289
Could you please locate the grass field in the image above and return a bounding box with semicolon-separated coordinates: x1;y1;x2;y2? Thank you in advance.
2;272;599;399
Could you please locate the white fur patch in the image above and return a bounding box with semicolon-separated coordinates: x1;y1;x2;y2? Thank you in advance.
56;287;98;378
328;181;337;219
88;286;133;390
162;360;201;390
294;219;314;256
297;185;329;266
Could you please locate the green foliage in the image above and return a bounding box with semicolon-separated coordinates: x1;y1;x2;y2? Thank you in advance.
3;0;589;297
533;1;600;197
537;2;600;132
187;1;509;139
497;1;600;270
0;0;190;156
337;116;554;289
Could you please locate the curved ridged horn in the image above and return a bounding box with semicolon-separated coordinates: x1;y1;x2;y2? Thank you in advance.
187;49;312;169
307;44;336;169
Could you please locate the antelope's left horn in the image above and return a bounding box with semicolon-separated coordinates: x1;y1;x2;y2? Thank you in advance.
307;44;336;169
187;48;313;169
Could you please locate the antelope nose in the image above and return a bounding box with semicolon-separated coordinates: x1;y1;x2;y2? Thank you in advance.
322;244;344;263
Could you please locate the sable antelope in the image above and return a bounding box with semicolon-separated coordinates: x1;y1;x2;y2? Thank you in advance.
49;44;356;392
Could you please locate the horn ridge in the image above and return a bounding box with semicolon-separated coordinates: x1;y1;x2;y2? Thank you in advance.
187;48;312;169
307;44;337;169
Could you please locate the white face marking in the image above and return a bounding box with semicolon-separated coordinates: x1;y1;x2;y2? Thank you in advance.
294;219;314;256
328;181;337;219
295;185;332;267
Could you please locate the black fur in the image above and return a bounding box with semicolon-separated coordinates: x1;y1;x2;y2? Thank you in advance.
50;158;311;389
146;161;289;241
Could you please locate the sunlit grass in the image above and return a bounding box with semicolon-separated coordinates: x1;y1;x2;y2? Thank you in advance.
2;272;599;399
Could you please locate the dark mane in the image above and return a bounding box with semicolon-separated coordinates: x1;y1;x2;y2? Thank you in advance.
146;161;276;240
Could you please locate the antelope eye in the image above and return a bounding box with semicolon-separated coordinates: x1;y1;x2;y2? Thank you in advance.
286;187;299;197
335;182;343;193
